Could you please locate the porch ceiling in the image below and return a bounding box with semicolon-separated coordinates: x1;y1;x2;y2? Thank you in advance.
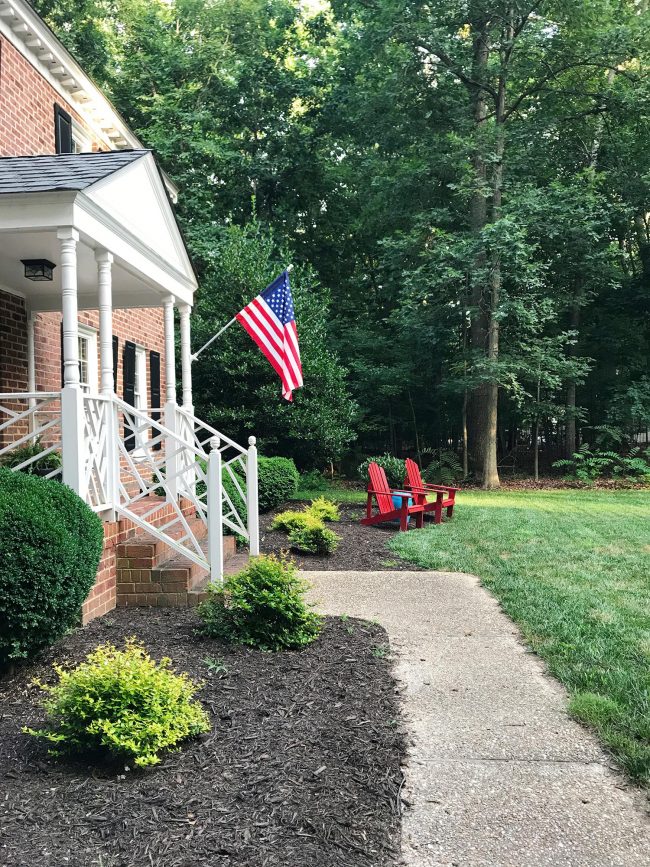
0;151;197;311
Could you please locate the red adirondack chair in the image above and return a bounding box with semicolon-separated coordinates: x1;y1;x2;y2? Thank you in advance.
404;457;460;525
361;462;425;532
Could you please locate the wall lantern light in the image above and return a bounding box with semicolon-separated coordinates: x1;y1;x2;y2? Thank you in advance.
21;259;56;281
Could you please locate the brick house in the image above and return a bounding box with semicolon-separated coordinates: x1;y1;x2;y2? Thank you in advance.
0;0;258;622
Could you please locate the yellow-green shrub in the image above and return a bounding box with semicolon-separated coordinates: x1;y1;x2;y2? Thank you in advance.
307;497;340;522
271;509;322;533
24;639;209;768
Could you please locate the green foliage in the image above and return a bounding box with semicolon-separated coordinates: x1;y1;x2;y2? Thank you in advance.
307;497;340;522
0;437;62;472
299;470;330;492
553;446;650;483
271;509;321;533
288;523;340;555
25;639;209;768
358;455;406;489
198;554;322;651
0;468;103;667
257;456;299;512
422;450;463;486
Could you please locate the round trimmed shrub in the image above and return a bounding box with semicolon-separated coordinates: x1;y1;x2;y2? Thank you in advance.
288;524;340;555
358;454;406;489
271;509;322;533
24;639;209;768
0;468;104;668
257;456;299;512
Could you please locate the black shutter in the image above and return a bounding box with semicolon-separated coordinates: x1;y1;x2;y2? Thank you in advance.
60;322;64;386
112;335;119;391
123;340;136;451
149;350;161;451
54;104;73;154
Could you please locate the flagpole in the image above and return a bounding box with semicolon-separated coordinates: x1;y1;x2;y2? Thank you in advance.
190;265;293;363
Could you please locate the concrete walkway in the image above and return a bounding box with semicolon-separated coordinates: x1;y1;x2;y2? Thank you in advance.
303;570;649;867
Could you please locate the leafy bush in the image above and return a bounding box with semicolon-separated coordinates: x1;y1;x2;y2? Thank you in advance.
257;456;299;512
358;454;406;489
198;554;321;651
422;449;463;486
271;509;321;533
289;524;340;555
0;437;62;472
307;497;340;522
299;469;330;492
24;639;209;768
0;468;103;668
553;445;650;483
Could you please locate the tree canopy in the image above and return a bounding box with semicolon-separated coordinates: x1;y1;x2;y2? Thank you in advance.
34;0;650;483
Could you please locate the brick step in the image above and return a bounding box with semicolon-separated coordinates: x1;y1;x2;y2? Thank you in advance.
116;514;208;569
117;535;241;609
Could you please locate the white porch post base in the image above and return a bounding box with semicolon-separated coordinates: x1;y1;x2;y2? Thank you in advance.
207;436;223;583
61;385;87;500
247;436;260;556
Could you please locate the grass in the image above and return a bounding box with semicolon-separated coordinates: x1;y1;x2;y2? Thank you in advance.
388;488;650;787
292;482;366;503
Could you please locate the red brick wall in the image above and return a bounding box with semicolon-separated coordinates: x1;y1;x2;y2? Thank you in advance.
0;34;106;156
0;290;27;393
34;308;166;401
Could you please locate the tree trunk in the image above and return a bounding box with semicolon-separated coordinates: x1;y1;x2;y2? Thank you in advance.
534;375;541;482
565;300;580;457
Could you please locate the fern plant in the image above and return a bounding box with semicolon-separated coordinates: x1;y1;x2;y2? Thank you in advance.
422;449;463;486
553;445;650;483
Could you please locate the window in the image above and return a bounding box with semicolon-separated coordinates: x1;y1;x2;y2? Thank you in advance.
71;120;91;154
54;104;73;154
134;345;147;411
77;326;98;394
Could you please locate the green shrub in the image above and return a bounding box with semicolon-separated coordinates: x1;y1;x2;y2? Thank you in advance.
358;454;405;489
198;554;321;651
257;456;299;512
0;468;104;668
288;524;340;555
307;497;340;522
299;469;330;492
0;437;62;472
24;639;209;768
271;509;321;533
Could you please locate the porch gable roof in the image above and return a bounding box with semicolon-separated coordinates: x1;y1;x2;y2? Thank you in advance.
0;150;147;194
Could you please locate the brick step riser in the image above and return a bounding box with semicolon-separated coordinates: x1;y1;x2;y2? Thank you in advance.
116;518;208;569
116;536;237;608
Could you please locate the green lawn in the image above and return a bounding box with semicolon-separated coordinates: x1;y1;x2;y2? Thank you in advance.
384;488;650;786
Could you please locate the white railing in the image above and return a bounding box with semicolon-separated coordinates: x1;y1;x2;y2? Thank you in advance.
176;406;257;544
0;392;62;480
83;394;112;511
0;390;258;583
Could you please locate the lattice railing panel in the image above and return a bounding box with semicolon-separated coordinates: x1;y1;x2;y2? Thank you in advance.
0;392;62;480
83;394;111;511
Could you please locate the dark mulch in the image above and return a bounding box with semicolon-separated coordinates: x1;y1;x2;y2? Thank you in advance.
0;608;405;867
260;503;426;571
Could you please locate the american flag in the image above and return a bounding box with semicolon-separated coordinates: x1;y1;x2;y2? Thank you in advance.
235;270;303;401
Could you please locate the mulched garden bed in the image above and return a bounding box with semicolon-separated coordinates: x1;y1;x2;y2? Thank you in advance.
260;502;426;571
0;608;405;867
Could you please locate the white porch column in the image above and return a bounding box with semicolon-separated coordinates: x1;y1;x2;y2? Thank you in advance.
26;308;36;435
96;250;114;396
58;227;86;500
179;303;193;411
163;294;179;501
247;436;260;556
96;250;118;519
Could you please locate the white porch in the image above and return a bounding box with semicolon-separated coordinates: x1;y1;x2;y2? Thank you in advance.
0;151;259;580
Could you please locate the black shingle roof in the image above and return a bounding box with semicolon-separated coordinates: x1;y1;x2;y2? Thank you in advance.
0;150;149;194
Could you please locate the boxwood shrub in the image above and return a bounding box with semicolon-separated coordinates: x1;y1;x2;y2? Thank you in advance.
358;454;406;489
198;554;321;651
257;456;299;512
0;468;104;668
